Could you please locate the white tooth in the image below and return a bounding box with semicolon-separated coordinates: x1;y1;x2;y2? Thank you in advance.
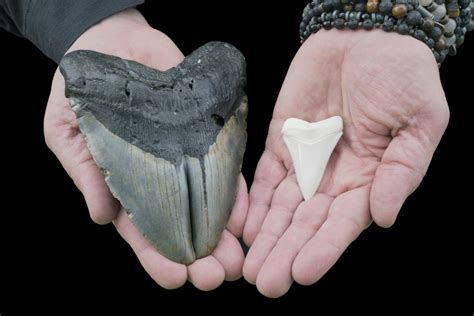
282;116;343;201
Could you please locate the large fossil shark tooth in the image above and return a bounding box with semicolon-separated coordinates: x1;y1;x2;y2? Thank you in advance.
282;116;343;201
59;42;248;265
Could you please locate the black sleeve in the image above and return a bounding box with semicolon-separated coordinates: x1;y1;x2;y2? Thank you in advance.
0;0;144;63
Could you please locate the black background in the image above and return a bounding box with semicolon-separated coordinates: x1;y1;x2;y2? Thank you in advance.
0;0;472;313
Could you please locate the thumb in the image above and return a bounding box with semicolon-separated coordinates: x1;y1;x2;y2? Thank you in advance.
130;29;184;71
370;117;448;228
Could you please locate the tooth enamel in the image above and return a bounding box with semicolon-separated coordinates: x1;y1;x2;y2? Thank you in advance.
60;42;247;264
282;116;343;201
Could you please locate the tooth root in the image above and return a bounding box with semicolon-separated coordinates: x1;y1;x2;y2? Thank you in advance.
282;116;343;201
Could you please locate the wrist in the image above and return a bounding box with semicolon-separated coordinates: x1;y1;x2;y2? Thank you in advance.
302;29;438;71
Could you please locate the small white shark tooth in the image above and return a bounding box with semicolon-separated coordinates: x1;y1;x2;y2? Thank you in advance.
282;116;343;201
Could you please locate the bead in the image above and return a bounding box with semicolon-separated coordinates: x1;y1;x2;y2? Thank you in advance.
335;18;346;28
414;29;427;40
430;26;444;40
392;4;408;18
398;22;410;33
460;7;471;16
448;10;461;18
315;4;324;15
323;21;332;29
395;0;408;4
349;11;359;19
432;4;447;20
379;1;393;13
420;0;433;6
366;0;380;13
363;19;375;29
362;13;370;19
435;37;447;50
434;0;445;4
383;19;395;30
439;49;448;62
343;4;353;11
459;0;471;8
443;18;457;36
354;2;366;11
456;35;465;47
454;26;465;36
433;51;441;62
425;37;436;48
461;16;472;26
448;45;457;56
348;19;359;29
421;17;436;30
322;0;334;11
447;5;461;18
407;10;423;25
408;0;420;6
444;34;456;46
333;0;343;10
417;6;435;18
376;13;385;23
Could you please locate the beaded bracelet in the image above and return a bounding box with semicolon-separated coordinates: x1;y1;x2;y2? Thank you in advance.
300;0;474;65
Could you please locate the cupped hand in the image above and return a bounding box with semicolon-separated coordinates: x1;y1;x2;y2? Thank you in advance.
243;30;449;298
44;9;248;291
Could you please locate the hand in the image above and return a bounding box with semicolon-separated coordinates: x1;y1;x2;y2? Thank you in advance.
44;9;248;290
242;30;449;298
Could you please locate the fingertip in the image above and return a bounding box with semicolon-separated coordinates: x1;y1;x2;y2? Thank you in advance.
243;235;274;285
371;209;398;228
188;257;225;291
137;247;189;290
256;271;292;299
291;256;320;286
242;259;258;285
87;198;120;225
370;166;410;228
153;262;188;290
212;230;244;281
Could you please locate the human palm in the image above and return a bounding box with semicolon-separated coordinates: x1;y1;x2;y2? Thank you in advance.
243;30;449;298
44;9;248;291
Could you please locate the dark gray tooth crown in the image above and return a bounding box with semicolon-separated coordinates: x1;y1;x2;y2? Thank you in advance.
59;42;248;264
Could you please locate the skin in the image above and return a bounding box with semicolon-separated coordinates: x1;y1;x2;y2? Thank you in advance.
43;9;450;296
44;9;249;291
242;30;449;298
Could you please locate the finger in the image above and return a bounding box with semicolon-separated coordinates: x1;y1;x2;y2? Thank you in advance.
370;129;444;228
255;194;333;298
135;29;185;70
45;73;119;224
243;176;302;284
292;186;371;286
114;209;188;289
71;158;120;224
227;174;249;237
243;150;287;246
212;230;245;281
187;256;225;291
